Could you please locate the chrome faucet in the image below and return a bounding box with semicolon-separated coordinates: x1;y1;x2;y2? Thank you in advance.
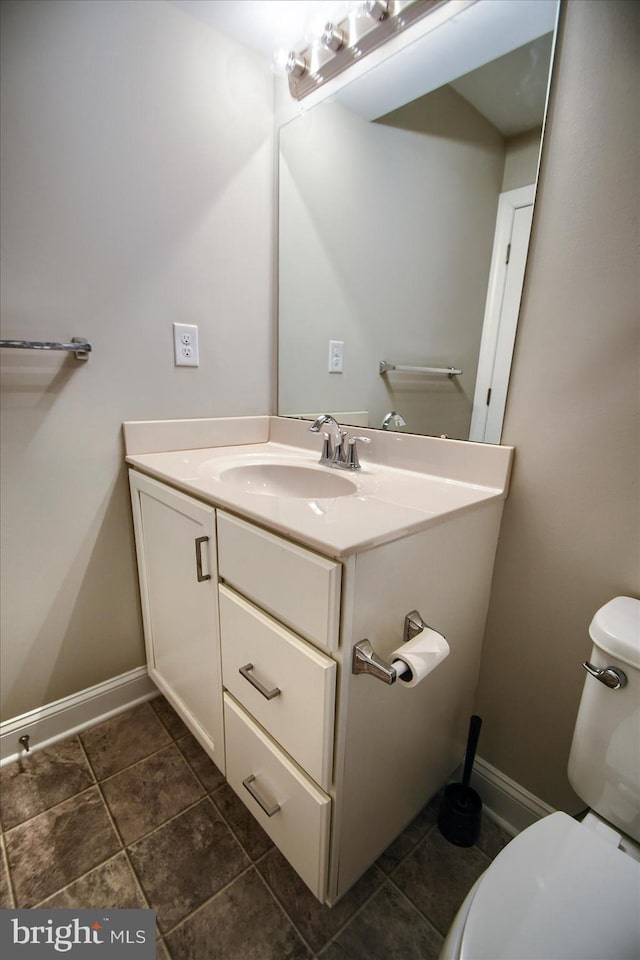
309;414;346;464
309;415;370;470
381;410;406;430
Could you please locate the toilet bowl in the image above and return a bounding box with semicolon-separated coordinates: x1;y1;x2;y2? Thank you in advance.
440;597;640;960
440;811;640;960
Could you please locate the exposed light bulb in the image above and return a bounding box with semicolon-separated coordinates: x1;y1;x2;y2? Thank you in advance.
303;2;347;45
271;47;290;77
306;13;329;46
320;21;344;51
285;51;307;78
361;0;389;21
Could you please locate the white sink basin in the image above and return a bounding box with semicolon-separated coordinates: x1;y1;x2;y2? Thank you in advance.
218;462;358;499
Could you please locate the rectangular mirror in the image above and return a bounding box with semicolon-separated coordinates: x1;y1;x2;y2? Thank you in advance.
278;0;560;442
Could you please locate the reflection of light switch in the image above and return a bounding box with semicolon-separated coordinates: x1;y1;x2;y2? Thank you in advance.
328;340;344;373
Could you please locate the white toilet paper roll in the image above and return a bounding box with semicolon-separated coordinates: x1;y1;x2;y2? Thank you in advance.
391;627;450;687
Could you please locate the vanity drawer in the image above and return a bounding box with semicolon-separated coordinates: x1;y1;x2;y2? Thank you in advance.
216;511;341;652
224;694;330;902
219;585;335;790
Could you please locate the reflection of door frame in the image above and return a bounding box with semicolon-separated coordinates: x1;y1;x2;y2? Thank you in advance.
470;184;535;443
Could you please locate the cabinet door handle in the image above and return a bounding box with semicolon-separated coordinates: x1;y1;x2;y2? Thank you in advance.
242;774;280;817
239;663;281;700
194;536;211;582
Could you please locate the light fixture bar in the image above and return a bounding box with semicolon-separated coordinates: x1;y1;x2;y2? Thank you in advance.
287;0;449;101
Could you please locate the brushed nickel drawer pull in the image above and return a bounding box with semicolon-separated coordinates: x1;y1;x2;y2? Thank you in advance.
242;774;280;817
239;663;281;700
194;536;211;582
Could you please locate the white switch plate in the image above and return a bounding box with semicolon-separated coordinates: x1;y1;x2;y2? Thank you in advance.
328;340;344;373
173;323;199;367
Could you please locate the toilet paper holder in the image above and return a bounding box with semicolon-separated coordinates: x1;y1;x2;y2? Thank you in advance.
352;610;427;684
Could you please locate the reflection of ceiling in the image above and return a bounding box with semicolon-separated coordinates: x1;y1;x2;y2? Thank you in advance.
333;0;558;122
451;34;554;137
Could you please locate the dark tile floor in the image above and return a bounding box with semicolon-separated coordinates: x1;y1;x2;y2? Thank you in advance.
0;698;510;959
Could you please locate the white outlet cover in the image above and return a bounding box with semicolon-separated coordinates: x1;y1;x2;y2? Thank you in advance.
328;339;344;373
173;323;199;367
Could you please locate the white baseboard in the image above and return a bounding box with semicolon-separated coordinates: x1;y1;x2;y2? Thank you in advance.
1;674;556;837
468;755;556;835
0;667;158;766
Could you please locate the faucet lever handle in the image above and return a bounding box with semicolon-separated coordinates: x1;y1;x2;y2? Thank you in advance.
334;429;348;463
347;435;371;470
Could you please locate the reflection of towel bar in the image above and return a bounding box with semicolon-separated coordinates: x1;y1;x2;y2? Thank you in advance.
0;338;91;360
379;360;462;378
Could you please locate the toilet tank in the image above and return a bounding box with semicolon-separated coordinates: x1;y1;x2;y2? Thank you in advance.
568;597;640;843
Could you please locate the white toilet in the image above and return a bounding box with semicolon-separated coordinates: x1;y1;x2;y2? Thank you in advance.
440;596;640;960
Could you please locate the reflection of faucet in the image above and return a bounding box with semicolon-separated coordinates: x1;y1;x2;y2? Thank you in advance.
381;411;406;430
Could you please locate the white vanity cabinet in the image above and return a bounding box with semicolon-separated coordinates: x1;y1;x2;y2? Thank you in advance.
128;471;225;773
128;475;341;901
126;426;510;907
214;504;505;905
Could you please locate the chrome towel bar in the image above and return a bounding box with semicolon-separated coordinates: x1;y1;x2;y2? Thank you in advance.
0;337;91;360
379;360;462;378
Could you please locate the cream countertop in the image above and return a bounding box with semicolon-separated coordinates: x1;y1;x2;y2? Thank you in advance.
124;418;513;559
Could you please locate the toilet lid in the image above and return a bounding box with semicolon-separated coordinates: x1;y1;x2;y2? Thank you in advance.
460;812;640;960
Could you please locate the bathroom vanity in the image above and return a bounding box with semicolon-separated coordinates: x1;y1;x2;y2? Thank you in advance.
125;416;512;904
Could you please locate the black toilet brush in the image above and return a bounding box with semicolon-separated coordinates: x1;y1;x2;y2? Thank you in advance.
438;714;483;847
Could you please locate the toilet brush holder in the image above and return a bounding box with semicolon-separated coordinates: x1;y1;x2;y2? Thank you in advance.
438;714;483;847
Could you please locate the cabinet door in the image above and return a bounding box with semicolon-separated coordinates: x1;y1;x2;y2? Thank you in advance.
129;471;224;773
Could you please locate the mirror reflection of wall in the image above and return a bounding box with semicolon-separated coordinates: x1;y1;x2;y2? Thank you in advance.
278;6;557;442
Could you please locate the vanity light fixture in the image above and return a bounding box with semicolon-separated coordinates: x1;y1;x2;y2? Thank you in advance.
285;0;452;101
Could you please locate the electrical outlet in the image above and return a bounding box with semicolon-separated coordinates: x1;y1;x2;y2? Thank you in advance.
173;323;199;367
328;340;344;373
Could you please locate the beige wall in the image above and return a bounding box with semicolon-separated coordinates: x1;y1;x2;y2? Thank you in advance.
502;128;542;193
0;0;273;719
475;0;639;811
